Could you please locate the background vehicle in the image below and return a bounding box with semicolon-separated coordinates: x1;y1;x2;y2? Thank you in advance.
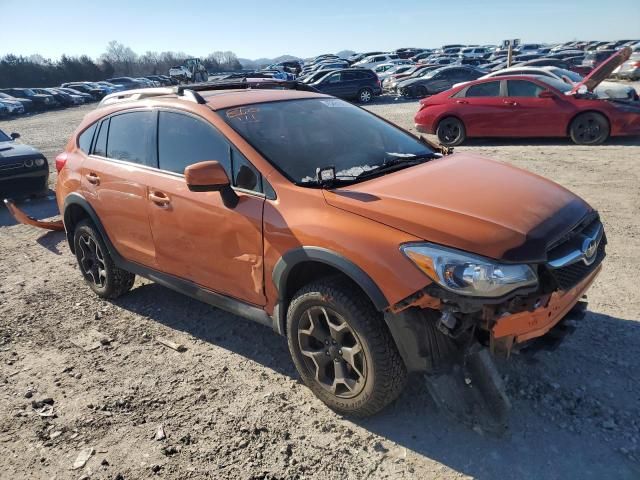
0;129;48;197
0;88;56;110
106;77;148;90
415;57;639;146
168;58;208;83
310;68;381;103
60;82;105;100
0;92;34;111
352;53;400;69
398;66;484;97
0;96;25;114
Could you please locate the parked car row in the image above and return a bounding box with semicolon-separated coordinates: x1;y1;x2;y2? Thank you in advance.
0;75;177;117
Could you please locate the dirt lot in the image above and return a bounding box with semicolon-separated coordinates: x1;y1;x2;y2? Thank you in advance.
1;95;639;479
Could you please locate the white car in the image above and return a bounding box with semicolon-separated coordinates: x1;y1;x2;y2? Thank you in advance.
459;47;491;59
456;66;636;100
0;98;25;114
518;43;545;55
375;64;415;81
352;53;400;69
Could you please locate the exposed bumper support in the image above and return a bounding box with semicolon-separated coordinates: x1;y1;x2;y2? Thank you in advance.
3;198;64;231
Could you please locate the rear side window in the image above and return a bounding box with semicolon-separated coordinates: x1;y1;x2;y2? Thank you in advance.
507;80;544;97
93;119;109;157
466;81;501;97
158;111;231;175
106;111;156;167
78;123;97;153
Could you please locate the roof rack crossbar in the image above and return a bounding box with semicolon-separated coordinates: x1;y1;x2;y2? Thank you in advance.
176;79;318;94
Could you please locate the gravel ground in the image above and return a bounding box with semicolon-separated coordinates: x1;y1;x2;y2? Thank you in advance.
1;92;640;479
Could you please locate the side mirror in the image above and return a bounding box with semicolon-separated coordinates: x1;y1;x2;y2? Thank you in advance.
538;90;555;98
10;132;20;140
185;161;238;208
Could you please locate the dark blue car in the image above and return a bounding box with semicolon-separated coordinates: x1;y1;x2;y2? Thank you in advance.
310;68;382;103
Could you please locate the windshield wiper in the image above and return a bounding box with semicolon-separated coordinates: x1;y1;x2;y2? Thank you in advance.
355;153;439;180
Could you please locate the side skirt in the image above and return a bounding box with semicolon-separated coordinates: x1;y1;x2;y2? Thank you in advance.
116;257;275;329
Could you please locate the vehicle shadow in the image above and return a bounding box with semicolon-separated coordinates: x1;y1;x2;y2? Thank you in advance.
114;282;640;479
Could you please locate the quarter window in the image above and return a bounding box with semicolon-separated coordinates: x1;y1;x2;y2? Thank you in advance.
106;111;157;167
158;111;231;175
78;122;97;153
232;148;262;193
466;81;501;97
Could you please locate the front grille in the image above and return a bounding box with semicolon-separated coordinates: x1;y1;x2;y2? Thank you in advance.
547;241;605;290
0;161;24;172
545;215;606;291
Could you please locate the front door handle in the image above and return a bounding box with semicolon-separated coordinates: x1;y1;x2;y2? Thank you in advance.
503;100;518;106
456;100;468;104
149;191;171;207
85;173;100;185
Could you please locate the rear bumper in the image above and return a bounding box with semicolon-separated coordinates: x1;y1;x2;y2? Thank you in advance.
492;264;601;344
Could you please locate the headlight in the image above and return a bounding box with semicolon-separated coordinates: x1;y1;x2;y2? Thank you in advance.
401;243;538;297
35;158;45;167
23;159;34;168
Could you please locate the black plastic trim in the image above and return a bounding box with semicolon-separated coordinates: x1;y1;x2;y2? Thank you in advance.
272;246;389;334
62;193;273;328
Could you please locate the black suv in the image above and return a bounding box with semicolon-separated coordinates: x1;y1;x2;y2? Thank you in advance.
309;68;382;103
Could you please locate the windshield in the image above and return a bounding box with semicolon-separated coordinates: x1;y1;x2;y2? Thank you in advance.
538;77;574;93
550;68;582;82
220;98;435;185
0;129;11;142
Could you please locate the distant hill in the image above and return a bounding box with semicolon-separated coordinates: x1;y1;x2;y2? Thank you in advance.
238;50;356;69
239;54;301;70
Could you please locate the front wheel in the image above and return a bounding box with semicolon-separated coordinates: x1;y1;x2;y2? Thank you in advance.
287;278;407;417
73;219;135;299
436;116;466;146
357;88;373;103
569;112;609;145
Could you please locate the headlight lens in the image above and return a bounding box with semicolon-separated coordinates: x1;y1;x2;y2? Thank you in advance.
35;158;45;167
401;243;538;297
23;159;34;168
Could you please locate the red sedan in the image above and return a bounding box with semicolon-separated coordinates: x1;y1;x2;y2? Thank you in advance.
415;48;640;146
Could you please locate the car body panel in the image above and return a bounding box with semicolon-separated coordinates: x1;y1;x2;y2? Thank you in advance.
323;153;590;263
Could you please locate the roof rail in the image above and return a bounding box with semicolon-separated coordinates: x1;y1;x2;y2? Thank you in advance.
98;86;207;107
177;79;318;94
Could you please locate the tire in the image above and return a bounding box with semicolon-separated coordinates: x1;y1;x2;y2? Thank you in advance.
569;112;609;145
357;88;373;104
73;219;135;299
436;117;466;146
287;277;407;417
415;86;428;98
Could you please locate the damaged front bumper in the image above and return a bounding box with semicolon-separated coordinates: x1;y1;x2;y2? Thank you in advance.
3;198;64;231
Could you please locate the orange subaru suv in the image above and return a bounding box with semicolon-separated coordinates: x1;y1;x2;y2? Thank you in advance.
52;84;605;416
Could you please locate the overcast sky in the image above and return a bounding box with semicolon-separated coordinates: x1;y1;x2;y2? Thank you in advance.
1;0;638;60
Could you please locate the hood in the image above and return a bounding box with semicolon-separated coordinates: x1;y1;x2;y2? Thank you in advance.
0;141;42;159
398;76;429;87
323;153;591;263
571;46;632;93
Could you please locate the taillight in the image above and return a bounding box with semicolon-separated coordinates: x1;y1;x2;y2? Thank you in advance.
55;152;68;173
633;61;640;67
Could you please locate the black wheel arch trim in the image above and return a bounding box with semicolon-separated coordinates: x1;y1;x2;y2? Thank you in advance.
272;246;389;334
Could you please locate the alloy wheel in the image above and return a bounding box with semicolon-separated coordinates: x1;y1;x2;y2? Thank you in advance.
78;233;107;288
297;306;367;398
440;120;461;143
359;90;372;103
574;117;602;143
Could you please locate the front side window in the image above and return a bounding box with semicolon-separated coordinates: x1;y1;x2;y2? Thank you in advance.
106;111;156;167
507;80;545;97
158;111;231;175
221;98;435;185
465;81;501;97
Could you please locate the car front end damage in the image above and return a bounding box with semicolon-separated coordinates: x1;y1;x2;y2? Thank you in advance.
387;213;605;367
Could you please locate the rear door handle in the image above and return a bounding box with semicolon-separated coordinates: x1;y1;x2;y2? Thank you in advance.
503;100;518;106
149;191;171;207
85;173;100;185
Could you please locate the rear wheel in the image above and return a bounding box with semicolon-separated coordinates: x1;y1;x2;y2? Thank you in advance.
436;117;466;146
569;112;609;145
357;88;373;104
73;219;135;299
287;278;407;416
